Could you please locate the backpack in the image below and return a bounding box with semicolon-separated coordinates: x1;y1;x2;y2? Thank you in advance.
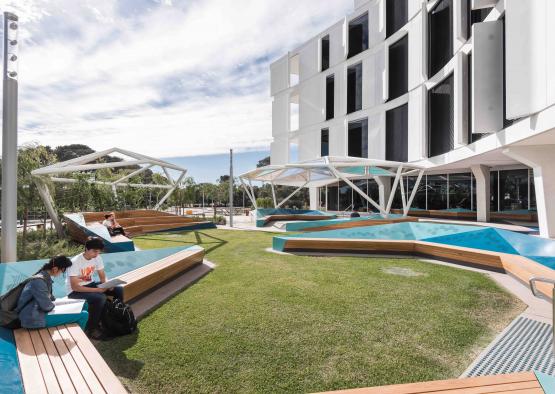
0;274;47;328
101;298;137;336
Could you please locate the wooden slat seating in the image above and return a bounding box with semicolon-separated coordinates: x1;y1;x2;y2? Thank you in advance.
115;247;205;302
14;324;127;394
279;238;555;299
314;372;544;394
262;214;333;226
81;209;174;223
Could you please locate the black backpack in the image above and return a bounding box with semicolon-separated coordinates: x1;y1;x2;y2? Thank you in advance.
101;298;137;336
0;274;47;328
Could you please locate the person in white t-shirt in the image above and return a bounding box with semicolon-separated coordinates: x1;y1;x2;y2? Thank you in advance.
66;237;123;339
102;212;126;237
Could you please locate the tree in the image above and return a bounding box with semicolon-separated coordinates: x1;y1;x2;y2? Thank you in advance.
257;156;270;168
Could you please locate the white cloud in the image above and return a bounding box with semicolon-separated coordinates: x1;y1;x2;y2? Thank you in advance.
1;0;352;157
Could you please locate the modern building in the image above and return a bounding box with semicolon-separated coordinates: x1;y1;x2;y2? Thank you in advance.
269;0;555;238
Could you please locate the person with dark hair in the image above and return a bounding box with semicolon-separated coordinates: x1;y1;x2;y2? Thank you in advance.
102;212;126;237
66;237;124;339
16;255;89;330
350;206;361;218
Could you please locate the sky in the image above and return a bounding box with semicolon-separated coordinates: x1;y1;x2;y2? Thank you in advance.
1;0;353;181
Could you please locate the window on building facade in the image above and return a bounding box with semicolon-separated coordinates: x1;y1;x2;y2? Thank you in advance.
427;174;448;210
499;169;529;211
319;187;326;210
428;73;454;157
348;13;369;58
408;176;427;209
321;128;329;157
339;181;352;211
388;34;408;101
428;0;453;77
353;179;369;212
448;173;472;210
386;104;408;162
467;6;492;38
347;63;363;113
321;35;330;71
386;0;408;38
326;75;335;120
348;118;368;158
490;171;499;212
327;183;338;211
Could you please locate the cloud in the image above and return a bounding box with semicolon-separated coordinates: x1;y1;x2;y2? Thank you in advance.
2;0;352;157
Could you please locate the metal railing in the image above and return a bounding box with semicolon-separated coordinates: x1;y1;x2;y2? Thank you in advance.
529;277;555;355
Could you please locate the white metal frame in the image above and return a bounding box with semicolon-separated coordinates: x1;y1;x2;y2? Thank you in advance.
239;156;426;217
31;147;188;236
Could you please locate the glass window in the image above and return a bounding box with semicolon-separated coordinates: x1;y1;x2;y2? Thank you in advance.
319;186;326;210
490;171;498;212
326;75;334;120
407;175;427;209
428;74;454;157
448;173;472;210
321;35;330;71
386;0;408;38
427;174;448;210
327;184;338;211
348;13;369;58
338;181;353;211
368;181;380;212
353;179;369;212
499;169;529;211
386;104;408;162
321;129;329;157
388;34;408;100
348;118;368;158
530;169;536;210
347;63;363;113
467;6;492;38
428;0;453;77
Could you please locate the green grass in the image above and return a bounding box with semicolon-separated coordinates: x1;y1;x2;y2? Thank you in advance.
96;229;524;394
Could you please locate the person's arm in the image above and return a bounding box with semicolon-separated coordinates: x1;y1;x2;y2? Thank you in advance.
98;268;107;283
69;276;106;293
29;280;55;312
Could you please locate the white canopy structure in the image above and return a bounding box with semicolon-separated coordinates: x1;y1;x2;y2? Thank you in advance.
239;156;426;216
31;147;187;236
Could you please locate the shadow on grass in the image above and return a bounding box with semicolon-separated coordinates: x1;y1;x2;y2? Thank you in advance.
134;230;227;254
96;330;144;381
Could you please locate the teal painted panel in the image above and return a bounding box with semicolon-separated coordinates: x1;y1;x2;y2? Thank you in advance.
535;371;555;394
0;328;23;394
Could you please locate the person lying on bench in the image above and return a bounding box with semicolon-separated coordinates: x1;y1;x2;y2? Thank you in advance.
66;237;124;339
16;255;89;330
102;212;126;236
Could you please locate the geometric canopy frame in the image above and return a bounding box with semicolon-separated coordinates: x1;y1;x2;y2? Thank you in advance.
31;147;187;236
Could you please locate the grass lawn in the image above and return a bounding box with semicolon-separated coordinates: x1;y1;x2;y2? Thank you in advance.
96;229;524;393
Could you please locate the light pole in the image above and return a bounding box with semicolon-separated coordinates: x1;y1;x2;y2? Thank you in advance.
2;12;19;263
229;149;233;227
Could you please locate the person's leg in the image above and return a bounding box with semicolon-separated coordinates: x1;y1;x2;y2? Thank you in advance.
105;285;124;301
68;290;106;330
45;309;89;331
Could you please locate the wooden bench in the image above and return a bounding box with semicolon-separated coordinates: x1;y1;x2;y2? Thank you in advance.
116;247;205;302
314;372;544;393
14;324;127;394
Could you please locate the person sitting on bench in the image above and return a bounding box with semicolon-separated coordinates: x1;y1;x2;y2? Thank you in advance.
67;237;124;339
102;212;126;236
16;255;89;330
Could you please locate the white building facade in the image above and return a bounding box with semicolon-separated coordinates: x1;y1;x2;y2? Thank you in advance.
269;0;555;238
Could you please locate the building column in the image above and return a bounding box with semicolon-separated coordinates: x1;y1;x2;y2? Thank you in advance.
503;145;555;238
470;165;491;222
309;187;318;210
373;176;391;212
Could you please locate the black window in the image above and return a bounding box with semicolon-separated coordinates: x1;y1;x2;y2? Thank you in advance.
348;13;369;58
326;75;334;120
348;118;368;158
386;0;408;38
465;4;493;39
327;184;338;211
347;63;363;114
428;0;453;77
428;74;454;157
321;35;330;71
386;104;408;162
321;128;329;157
388;35;408;101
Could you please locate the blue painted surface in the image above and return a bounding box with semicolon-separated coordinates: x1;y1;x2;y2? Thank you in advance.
274;222;555;270
0;246;201;299
284;214;404;232
535;371;555;393
65;213;135;253
255;209;335;227
0;328;23;394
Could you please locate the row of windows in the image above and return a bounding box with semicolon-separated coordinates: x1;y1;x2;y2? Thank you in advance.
319;169;536;213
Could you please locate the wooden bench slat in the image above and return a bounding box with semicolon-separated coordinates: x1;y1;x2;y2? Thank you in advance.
56;326;106;394
28;330;62;394
117;249;200;282
47;327;92;394
65;324;128;394
38;328;77;394
315;372;538;394
14;329;49;394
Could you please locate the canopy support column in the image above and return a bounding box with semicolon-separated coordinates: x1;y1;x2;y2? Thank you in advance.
33;177;64;237
154;171;185;210
270;182;278;208
404;170;425;216
276;181;309;208
240;178;257;210
385;166;403;214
